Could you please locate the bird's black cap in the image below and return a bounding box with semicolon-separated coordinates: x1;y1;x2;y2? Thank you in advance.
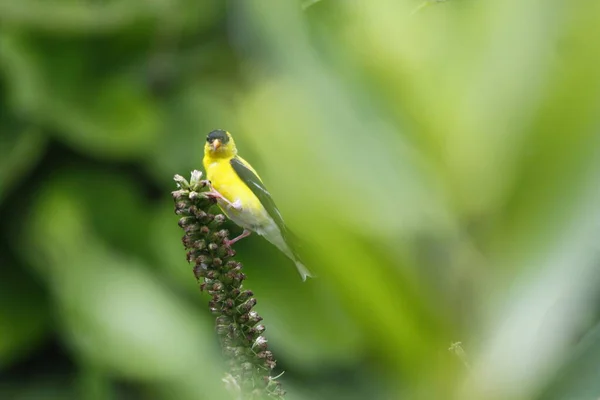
207;130;230;143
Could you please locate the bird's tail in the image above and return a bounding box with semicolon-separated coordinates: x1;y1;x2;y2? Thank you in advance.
259;224;314;281
285;229;314;281
294;260;313;282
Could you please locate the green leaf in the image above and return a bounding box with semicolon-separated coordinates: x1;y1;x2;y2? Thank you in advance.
0;127;45;203
0;0;220;35
30;168;153;262
539;321;600;400
144;79;238;183
0;257;49;368
0;381;76;400
0;34;160;159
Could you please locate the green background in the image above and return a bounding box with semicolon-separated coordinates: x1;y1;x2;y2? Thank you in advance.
2;1;600;399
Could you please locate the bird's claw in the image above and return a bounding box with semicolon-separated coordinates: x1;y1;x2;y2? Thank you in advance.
223;245;236;257
222;239;237;257
205;191;219;200
204;186;241;211
204;187;222;201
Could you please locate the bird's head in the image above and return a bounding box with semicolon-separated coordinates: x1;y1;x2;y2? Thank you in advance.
205;129;237;158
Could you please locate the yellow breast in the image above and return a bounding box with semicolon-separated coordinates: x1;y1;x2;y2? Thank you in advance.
203;157;265;225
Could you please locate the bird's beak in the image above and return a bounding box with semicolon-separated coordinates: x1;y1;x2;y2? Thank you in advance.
212;139;221;151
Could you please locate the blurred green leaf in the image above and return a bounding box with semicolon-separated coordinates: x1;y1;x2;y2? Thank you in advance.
539;320;600;400
237;242;365;368
0;258;49;369
0;381;77;400
145;80;238;183
0;33;160;159
493;1;600;260
42;169;153;258
0;0;220;35
0;127;45;203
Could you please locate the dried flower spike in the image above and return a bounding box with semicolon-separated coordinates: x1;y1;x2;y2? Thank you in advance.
173;172;285;399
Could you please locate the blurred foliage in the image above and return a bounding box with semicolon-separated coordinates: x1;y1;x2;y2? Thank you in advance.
1;0;600;399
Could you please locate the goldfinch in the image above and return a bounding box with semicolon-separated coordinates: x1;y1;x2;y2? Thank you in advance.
203;129;313;281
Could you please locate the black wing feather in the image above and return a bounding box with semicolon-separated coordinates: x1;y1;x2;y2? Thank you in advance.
230;156;288;236
229;157;305;262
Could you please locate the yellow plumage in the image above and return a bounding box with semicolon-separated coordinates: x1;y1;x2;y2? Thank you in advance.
202;130;312;281
204;155;265;224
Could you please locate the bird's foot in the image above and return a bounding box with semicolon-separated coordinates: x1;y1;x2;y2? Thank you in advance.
204;188;223;202
224;229;252;247
205;188;235;208
225;248;236;257
204;185;242;211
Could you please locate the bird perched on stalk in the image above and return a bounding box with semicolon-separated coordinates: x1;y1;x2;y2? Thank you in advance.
203;129;313;281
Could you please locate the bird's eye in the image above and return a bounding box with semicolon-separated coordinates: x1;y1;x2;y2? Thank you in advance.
206;137;210;142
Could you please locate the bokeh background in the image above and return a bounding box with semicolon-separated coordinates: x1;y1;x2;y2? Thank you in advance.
2;0;600;399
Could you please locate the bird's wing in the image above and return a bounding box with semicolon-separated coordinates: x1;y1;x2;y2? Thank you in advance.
230;155;307;269
230;156;287;234
231;155;305;249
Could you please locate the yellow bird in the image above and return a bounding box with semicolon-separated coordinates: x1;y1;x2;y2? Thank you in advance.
203;130;313;281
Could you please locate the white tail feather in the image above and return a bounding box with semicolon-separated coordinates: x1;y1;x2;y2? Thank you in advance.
295;261;313;282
